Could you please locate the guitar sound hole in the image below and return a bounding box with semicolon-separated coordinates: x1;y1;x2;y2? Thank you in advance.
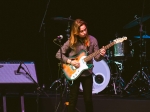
95;75;104;84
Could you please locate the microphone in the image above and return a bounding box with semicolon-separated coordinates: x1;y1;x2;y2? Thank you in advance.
54;35;63;41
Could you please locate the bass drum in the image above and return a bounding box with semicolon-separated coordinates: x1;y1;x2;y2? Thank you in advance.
80;59;110;94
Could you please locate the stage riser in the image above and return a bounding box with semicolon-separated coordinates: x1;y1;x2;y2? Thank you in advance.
1;95;150;112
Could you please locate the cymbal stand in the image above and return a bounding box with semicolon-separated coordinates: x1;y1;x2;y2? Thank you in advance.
141;39;147;63
65;16;71;39
123;9;150;95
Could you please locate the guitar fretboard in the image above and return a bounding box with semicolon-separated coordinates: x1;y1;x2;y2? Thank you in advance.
84;42;115;62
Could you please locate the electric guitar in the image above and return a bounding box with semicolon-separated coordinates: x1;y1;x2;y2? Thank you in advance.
62;37;127;81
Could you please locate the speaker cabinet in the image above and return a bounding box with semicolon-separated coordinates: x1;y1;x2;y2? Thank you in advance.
0;61;38;92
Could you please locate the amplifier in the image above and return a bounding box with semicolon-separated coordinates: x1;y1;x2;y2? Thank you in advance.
0;61;38;84
0;61;38;111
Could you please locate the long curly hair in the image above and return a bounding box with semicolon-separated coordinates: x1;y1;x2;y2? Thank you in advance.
69;19;90;50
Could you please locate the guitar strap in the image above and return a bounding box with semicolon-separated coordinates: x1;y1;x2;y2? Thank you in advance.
79;38;89;55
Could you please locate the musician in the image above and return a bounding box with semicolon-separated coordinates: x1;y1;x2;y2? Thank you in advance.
56;19;106;112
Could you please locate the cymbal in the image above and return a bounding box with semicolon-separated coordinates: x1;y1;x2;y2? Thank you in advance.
52;17;74;22
134;35;150;38
123;14;150;29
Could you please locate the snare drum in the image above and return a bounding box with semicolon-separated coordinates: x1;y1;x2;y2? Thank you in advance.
80;59;110;94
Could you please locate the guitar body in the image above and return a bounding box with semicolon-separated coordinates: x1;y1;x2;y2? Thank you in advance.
62;50;93;81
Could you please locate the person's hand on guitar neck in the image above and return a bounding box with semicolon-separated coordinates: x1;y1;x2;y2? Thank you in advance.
100;46;106;56
67;59;80;68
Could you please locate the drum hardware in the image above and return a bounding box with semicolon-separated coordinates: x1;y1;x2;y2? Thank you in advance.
129;38;147;59
105;49;113;59
114;61;123;71
123;14;150;29
122;57;150;96
114;61;126;93
105;46;126;95
108;74;125;95
52;17;74;22
130;49;134;57
52;16;74;40
134;34;150;39
138;39;147;59
122;8;150;96
123;67;150;96
108;60;125;94
65;16;72;39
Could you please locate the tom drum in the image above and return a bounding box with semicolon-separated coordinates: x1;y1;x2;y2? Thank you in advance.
113;40;133;59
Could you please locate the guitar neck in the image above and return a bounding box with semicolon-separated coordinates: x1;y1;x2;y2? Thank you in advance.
84;41;115;62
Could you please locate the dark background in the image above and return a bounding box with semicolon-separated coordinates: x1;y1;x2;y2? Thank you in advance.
1;0;150;89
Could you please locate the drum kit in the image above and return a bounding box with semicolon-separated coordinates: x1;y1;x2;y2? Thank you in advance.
51;15;150;97
102;14;150;96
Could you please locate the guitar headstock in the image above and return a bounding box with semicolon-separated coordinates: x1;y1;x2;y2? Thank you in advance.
113;36;127;44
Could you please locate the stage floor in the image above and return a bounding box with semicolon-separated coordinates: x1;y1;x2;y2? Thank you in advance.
1;91;150;112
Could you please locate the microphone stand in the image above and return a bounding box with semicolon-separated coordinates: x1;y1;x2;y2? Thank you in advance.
39;0;51;33
53;39;65;112
20;64;49;112
51;38;81;112
39;0;52;88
